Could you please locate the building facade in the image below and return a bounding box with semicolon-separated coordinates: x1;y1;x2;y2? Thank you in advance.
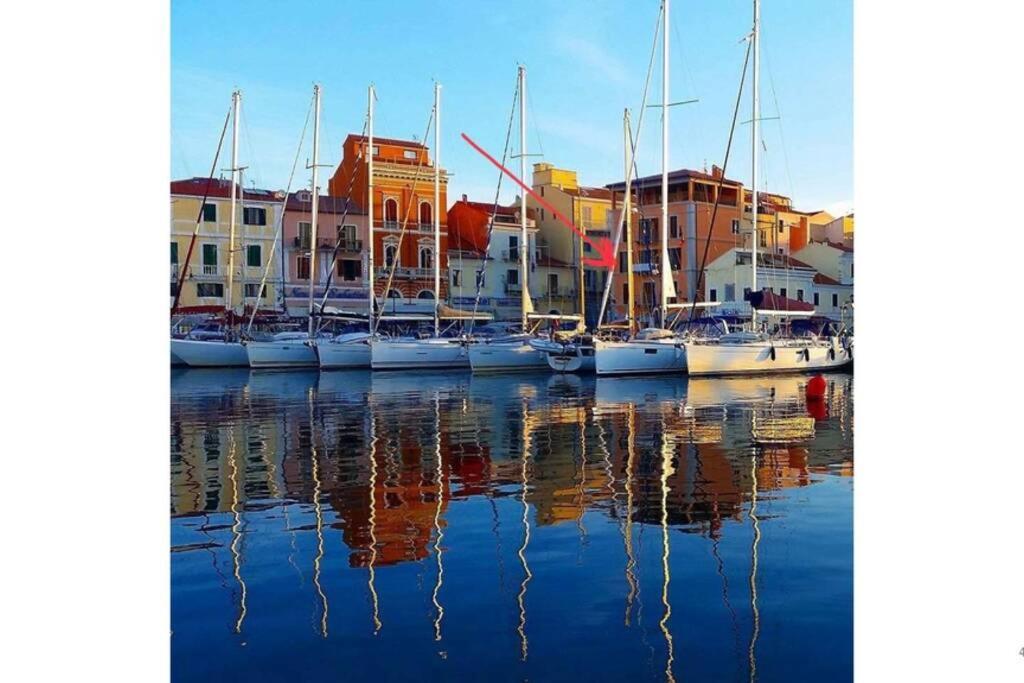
170;177;284;312
605;166;747;323
447;196;576;321
327;134;449;315
281;190;368;316
528;163;613;325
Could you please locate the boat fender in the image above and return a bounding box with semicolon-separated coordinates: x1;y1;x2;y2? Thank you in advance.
769;346;776;361
828;347;836;361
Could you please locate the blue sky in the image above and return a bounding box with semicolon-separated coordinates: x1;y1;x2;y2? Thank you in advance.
171;0;851;215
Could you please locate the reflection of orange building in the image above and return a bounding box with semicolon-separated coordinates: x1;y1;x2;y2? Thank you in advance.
327;134;449;302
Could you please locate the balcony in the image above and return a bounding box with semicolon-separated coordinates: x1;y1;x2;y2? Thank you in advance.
504;281;522;294
545;286;577;299
374;266;434;280
500;249;520;262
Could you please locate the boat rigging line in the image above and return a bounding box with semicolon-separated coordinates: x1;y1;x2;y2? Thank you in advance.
684;35;752;327
244;92;314;336
171;102;232;315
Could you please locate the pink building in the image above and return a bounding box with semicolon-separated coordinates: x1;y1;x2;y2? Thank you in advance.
282;190;369;316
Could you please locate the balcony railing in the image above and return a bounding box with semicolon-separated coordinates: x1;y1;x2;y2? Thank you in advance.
500;249;520;262
374;266;435;280
504;281;522;294
546;286;577;298
171;264;274;280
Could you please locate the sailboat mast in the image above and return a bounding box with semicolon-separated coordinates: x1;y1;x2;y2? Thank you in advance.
750;0;760;329
367;85;375;327
624;109;636;334
226;90;240;318
519;66;530;333
660;0;671;327
434;82;442;337
308;84;321;339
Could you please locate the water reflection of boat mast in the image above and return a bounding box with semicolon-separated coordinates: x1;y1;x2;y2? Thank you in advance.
227;429;247;635
659;416;676;683
622;403;640;626
517;395;533;662
430;392;446;651
308;388;329;638
747;451;761;683
367;407;382;634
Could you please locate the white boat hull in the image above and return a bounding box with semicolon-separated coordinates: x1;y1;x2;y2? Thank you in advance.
684;337;851;376
170;339;249;367
246;340;319;369
469;340;547;373
317;335;372;369
594;339;686;376
371;338;469;370
546;347;595;373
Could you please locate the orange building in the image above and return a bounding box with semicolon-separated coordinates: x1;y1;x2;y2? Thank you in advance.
606;165;746;321
327;134;450;304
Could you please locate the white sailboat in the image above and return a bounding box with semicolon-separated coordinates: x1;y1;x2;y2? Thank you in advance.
171;90;250;367
371;83;476;371
246;84;324;369
683;0;851;376
469;66;548;373
595;0;687;376
317;84;378;370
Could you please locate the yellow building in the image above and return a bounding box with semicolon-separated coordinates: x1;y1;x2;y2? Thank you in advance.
528;163;613;325
170;177;284;312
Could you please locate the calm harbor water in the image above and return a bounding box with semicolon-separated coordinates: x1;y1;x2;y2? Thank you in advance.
171;368;853;682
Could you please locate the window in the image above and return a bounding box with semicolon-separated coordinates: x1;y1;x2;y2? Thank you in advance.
244;283;267;298
383;198;399;225
668;248;681;271
797;289;804;302
296;255;310;280
622;283;628;304
298;222;312;249
452;269;462;287
709;288;717;302
509;234;519;252
417;290;435;299
832;293;839;307
778;219;785;233
540;186;545;197
201;244;217;273
419;202;432;226
731;219;740;234
337;224;357;245
669;215;678;239
725;283;735;301
419;245;434;269
384;243;398;267
778;248;784;254
540;209;545;221
814;292;820;306
243;207;267;225
476;269;486;287
582;206;593;226
372;145;380;156
338;259;361;281
618;251;627;273
506;268;519;286
170;281;178;297
780;288;787;298
643;282;655;305
743;287;751;300
387;289;402;299
197;283;223;298
548;273;558;293
170;242;178;264
247;244;261;267
202;203;216;222
403;150;417;160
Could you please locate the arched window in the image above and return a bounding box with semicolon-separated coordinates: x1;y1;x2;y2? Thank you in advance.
548;309;561;316
419;245;434;269
383;197;399;227
419;201;432;227
383;238;399;268
386;288;402;299
417;290;435;300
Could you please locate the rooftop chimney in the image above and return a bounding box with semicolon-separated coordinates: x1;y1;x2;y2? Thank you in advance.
711;164;724;179
462;193;467;202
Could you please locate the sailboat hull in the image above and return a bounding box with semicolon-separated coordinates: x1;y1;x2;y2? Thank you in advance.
468;340;547;373
530;339;596;373
246;340;319;369
317;335;372;369
170;339;250;367
684;338;851;376
371;338;469;370
594;339;686;376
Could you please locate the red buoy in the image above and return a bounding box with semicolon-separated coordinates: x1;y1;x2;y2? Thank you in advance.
806;375;827;400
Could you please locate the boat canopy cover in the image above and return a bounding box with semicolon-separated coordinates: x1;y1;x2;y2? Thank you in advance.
634;327;677;340
438;304;493;321
748;290;815;313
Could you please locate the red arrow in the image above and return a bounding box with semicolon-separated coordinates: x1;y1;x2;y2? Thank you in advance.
461;132;617;270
